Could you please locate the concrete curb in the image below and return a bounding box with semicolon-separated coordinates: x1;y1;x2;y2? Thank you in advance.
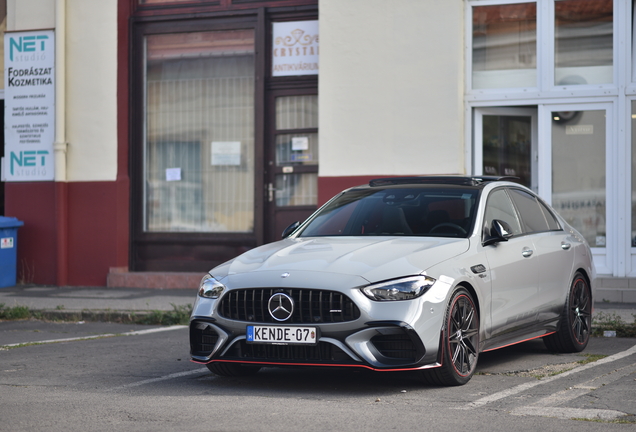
23;309;190;324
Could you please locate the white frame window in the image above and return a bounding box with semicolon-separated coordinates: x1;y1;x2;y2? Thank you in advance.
465;0;636;277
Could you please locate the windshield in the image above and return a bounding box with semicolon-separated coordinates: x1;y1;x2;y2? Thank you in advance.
298;186;479;238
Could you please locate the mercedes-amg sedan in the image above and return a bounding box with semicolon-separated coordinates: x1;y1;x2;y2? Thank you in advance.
190;176;595;386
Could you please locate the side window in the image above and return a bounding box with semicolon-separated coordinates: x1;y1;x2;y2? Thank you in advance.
484;189;522;237
508;188;551;233
538;199;561;231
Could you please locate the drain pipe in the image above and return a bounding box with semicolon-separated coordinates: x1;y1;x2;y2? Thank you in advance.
54;0;68;286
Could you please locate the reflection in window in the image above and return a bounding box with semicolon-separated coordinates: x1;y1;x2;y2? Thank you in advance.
276;95;318;130
144;30;255;233
472;3;537;89
555;0;613;86
482;115;532;187
275;173;318;207
551;110;606;247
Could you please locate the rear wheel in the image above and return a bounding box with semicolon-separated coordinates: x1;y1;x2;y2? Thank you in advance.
206;362;262;377
422;287;479;386
543;273;591;353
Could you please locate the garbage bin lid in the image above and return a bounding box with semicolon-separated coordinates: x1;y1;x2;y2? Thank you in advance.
0;216;25;228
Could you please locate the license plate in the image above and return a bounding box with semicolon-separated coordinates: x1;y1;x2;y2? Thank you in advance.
246;325;317;345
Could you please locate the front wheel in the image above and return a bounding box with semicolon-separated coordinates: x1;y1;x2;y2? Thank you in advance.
543;273;591;353
422;287;479;386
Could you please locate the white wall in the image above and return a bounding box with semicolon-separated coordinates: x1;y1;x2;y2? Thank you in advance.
7;0;118;182
7;0;54;30
65;0;117;181
318;0;465;177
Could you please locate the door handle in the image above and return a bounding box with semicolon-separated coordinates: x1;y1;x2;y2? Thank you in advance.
522;248;533;258
561;242;571;250
267;183;280;202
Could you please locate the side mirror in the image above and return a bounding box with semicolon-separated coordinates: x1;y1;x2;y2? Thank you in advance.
482;219;514;246
282;221;300;239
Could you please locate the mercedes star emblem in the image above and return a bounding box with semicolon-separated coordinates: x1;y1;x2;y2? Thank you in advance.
268;292;294;321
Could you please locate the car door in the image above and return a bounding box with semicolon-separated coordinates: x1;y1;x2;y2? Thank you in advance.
508;188;574;324
481;188;540;339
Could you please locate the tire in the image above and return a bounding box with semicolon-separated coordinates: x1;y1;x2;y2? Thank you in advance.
206;362;262;377
543;272;591;353
422;287;479;386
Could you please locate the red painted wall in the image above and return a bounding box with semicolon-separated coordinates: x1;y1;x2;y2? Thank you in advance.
317;175;395;206
66;181;128;286
5;181;127;287
5;182;57;285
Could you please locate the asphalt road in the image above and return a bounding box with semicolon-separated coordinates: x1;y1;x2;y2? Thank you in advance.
0;320;634;432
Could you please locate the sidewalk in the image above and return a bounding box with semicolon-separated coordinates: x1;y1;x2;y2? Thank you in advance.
0;285;195;322
0;284;635;324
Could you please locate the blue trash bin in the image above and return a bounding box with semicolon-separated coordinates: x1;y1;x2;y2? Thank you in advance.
0;217;25;288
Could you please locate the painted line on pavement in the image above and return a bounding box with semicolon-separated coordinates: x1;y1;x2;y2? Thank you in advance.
0;325;187;348
510;362;636;420
464;343;636;409
107;368;211;391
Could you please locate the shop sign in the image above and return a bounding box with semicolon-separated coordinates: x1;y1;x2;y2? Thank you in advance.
2;30;55;181
272;21;318;77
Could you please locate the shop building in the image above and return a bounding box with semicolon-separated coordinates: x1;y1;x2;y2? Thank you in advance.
1;0;633;302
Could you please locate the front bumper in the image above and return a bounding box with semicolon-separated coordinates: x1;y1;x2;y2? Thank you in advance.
189;281;453;371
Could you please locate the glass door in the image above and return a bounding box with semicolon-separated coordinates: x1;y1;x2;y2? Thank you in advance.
474;107;538;190
547;104;611;275
265;92;318;242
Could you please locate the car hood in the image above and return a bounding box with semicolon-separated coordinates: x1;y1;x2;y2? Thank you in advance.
213;236;469;284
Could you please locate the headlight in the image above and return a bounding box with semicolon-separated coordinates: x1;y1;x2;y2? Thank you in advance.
361;275;436;301
198;274;226;299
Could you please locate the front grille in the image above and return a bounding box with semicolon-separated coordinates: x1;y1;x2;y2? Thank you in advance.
190;323;220;357
222;340;354;364
371;333;418;360
218;288;361;324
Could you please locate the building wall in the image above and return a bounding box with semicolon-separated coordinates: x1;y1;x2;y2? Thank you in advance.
66;0;118;182
318;0;465;200
6;0;54;30
5;0;122;286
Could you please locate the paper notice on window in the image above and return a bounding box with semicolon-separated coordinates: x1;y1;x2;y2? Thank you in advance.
292;137;309;151
166;167;181;181
212;141;241;166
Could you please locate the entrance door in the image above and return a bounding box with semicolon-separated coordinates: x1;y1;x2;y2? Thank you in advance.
474;107;538;191
546;104;611;275
265;91;318;242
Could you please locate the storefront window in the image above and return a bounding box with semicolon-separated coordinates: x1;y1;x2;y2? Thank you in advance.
472;2;537;89
144;30;255;233
551;109;606;247
555;0;613;86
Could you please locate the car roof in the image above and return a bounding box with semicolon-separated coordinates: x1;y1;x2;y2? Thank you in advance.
366;176;520;188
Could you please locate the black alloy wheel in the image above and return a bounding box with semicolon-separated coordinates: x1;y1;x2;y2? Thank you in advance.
423;287;479;386
543;272;591;353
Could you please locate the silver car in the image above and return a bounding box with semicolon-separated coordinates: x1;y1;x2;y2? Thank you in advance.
190;176;595;386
